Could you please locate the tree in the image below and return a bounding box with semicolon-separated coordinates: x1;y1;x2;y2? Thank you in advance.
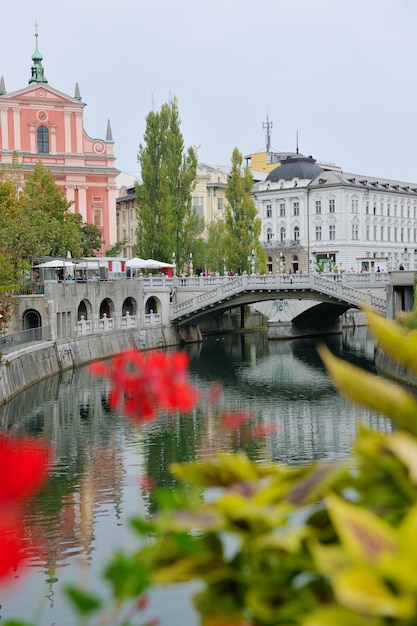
106;238;127;258
205;220;228;274
136;97;202;271
224;148;266;274
80;222;105;257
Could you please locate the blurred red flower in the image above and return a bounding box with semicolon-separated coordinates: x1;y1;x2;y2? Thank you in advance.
90;348;200;422
0;435;52;582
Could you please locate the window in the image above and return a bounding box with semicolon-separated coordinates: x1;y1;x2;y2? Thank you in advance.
373;203;377;215
373;225;377;240
293;201;299;216
279;203;285;217
366;225;370;241
351;198;358;213
217;197;223;211
329;199;335;213
93;209;102;227
315;226;322;241
351;223;359;240
293;226;300;242
315;200;321;214
329;224;335;240
365;201;369;215
280;227;286;242
380;202;384;215
192;196;204;218
266;203;272;218
387;227;391;242
394;227;398;242
37;125;49;153
380;226;384;241
387;203;391;216
267;228;273;242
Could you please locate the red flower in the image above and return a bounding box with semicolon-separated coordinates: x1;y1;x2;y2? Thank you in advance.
0;435;52;582
90;349;200;422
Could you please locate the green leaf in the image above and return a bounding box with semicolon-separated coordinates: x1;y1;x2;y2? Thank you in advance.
64;585;102;615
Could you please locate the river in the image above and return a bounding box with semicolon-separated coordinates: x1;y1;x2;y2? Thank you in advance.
0;327;391;625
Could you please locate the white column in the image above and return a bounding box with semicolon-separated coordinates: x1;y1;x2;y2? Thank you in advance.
77;186;87;222
0;105;9;150
64;111;72;153
50;124;57;153
12;106;21;150
75;111;83;154
29;122;36;152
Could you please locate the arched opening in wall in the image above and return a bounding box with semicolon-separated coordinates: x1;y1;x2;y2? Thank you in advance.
267;256;273;273
145;296;160;314
99;298;115;319
22;309;42;341
122;297;137;316
78;299;92;321
292;255;299;273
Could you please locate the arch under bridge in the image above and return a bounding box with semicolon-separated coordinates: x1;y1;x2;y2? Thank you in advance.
170;273;388;334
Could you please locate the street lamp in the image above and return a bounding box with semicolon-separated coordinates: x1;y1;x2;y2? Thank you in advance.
172;252;176;277
223;258;227;276
189;253;193;276
251;249;255;274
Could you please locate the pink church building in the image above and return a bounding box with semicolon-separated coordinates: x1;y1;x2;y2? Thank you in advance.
0;33;119;253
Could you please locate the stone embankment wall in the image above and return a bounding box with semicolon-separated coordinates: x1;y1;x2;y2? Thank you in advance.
0;326;179;406
374;348;417;390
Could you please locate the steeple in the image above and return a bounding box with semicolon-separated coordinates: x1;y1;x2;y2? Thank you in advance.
0;76;6;96
74;82;82;101
28;25;48;85
106;119;113;142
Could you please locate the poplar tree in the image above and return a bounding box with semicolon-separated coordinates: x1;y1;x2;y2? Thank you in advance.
224;147;266;274
136;97;201;271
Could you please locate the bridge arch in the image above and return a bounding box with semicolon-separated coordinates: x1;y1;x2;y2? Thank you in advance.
78;299;92;321
145;296;160;314
122;296;137;316
100;298;115;319
22;308;41;330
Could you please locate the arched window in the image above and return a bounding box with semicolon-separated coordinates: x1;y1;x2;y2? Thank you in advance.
37;125;49;153
267;228;273;242
280;227;286;242
293;226;300;242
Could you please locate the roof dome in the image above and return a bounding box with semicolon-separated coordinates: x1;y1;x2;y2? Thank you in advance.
266;155;324;183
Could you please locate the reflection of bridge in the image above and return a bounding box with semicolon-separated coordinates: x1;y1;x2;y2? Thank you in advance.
170;272;388;327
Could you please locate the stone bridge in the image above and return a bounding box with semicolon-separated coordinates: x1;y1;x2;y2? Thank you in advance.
170;272;388;333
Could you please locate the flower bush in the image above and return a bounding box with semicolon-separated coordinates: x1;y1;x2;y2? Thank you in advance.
4;310;417;625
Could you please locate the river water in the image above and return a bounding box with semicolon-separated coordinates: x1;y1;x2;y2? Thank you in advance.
0;327;391;625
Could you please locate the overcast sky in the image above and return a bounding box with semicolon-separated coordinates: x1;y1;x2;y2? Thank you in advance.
3;0;417;183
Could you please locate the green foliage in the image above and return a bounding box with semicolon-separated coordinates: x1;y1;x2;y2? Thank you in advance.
224;148;267;275
106;238;127;258
136;97;202;271
205;220;228;273
0;160;101;261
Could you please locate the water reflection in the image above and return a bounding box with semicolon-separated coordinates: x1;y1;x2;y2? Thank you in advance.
0;327;391;625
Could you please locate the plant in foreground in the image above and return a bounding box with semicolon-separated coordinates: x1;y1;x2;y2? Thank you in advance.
5;311;417;625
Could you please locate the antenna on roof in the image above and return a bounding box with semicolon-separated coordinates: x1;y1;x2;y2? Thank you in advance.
296;130;299;154
263;113;273;152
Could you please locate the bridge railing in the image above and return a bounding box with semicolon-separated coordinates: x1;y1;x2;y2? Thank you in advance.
170;272;388;321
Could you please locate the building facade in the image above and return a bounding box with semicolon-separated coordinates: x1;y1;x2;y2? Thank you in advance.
0;34;119;253
191;163;229;229
253;154;417;274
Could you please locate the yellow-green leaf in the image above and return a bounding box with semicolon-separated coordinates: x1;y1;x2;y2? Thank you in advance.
303;604;380;626
332;566;415;618
326;494;398;564
366;308;417;376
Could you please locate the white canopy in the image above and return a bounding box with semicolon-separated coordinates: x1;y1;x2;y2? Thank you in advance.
34;259;76;268
125;257;150;268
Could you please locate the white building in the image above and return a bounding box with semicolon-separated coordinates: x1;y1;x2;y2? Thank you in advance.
253;154;417;274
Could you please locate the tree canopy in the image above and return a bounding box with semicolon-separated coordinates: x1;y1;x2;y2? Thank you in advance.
136;97;202;271
224;147;266;274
